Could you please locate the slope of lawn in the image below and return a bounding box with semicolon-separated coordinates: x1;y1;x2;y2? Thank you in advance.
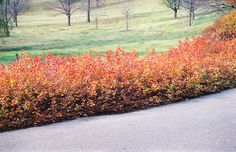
0;0;220;64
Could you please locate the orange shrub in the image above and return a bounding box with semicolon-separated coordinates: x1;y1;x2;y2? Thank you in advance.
203;10;236;40
0;37;236;131
227;0;236;5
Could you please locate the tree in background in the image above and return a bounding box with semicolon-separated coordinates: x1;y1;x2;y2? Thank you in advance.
0;0;11;37
92;0;108;29
208;0;236;11
95;0;99;29
51;0;81;26
85;0;109;24
180;0;235;26
119;0;134;31
10;0;28;27
181;0;205;26
0;0;3;31
0;0;4;37
163;0;181;19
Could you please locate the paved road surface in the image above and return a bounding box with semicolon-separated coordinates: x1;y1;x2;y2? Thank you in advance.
1;89;236;152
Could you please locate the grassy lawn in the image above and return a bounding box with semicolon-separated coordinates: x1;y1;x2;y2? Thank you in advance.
0;0;220;64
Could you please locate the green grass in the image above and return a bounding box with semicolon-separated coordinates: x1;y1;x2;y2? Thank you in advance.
0;0;220;64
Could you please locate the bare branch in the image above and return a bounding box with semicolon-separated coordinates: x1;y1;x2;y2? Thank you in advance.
10;0;29;27
119;0;134;31
50;0;82;26
163;0;181;19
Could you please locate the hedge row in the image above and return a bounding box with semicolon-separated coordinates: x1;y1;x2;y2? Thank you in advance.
203;10;236;40
1;37;235;131
0;11;236;131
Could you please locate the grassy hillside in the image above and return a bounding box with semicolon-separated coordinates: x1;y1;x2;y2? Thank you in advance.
0;0;220;64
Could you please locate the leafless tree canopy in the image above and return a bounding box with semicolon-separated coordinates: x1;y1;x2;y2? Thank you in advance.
92;0;108;29
181;0;205;12
181;0;208;26
0;0;4;37
0;0;12;37
163;0;181;19
182;0;235;14
181;0;235;26
10;0;28;27
205;0;235;13
120;0;134;14
51;0;82;26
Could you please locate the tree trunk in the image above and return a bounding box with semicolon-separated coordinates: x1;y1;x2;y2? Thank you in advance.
96;0;99;8
15;15;18;27
174;9;177;19
13;2;18;27
95;0;99;29
68;15;71;26
4;0;10;37
192;10;195;20
125;13;128;31
67;0;71;26
95;16;98;29
5;23;9;37
189;10;192;26
87;0;91;22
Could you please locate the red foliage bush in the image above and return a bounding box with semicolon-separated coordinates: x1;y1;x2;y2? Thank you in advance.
1;11;236;131
203;10;236;40
0;37;236;131
227;0;236;5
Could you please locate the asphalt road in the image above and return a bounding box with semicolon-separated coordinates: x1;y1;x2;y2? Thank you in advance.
1;89;236;152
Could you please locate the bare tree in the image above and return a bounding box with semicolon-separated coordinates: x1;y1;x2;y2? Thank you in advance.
181;0;205;26
206;0;235;12
51;0;80;26
92;0;107;29
0;0;12;37
0;0;4;37
10;0;28;27
181;0;235;26
85;0;100;23
95;0;99;28
119;0;134;31
93;0;100;29
163;0;181;19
